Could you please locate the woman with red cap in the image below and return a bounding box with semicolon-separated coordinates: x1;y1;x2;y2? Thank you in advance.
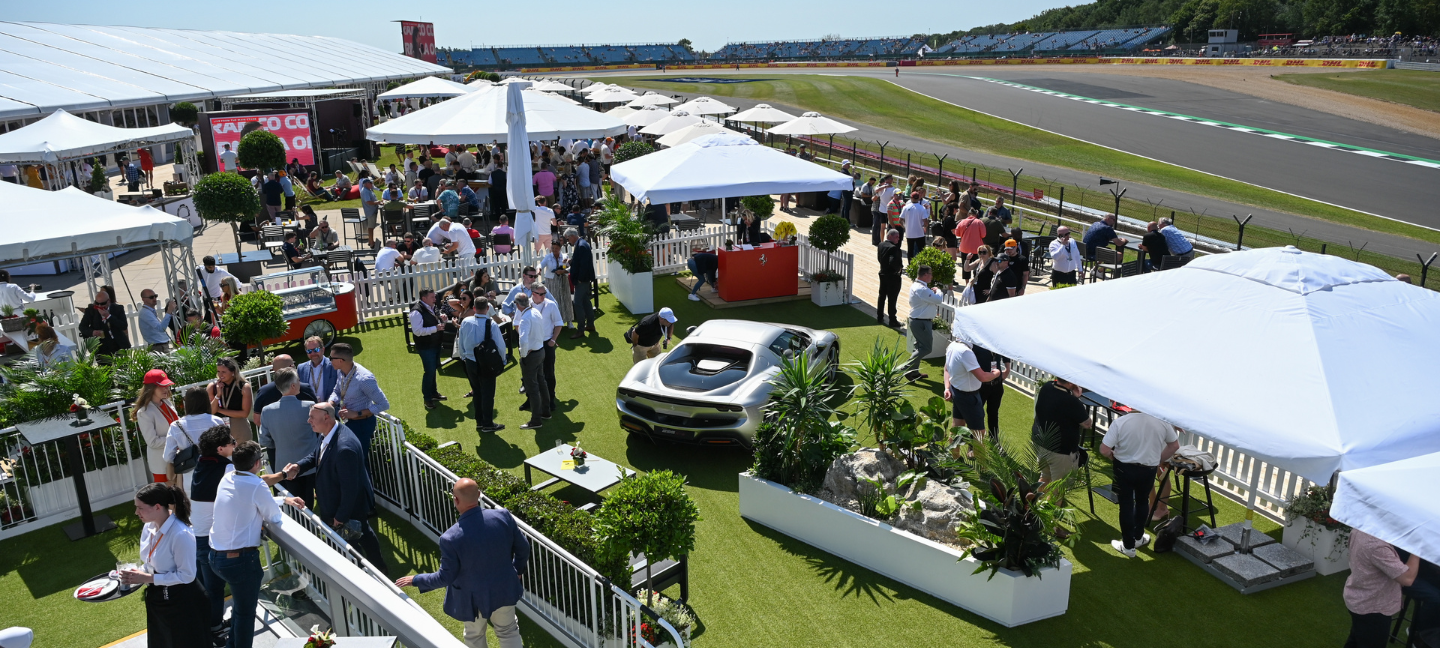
133;369;179;483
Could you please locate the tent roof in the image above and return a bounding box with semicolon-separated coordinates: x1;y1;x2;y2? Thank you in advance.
610;132;853;204
377;76;472;100
0;109;192;163
0;21;450;120
1333;451;1440;565
657;121;740;148
225;89;363;100
366;84;625;144
948;246;1440;483
767;112;857;136
0;183;192;265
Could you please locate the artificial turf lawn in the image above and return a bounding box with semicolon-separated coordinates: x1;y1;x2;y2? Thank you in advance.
2;279;1349;647
600;74;1440;249
1278;69;1440;114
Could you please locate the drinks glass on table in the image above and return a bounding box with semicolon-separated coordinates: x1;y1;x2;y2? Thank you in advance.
555;439;565;455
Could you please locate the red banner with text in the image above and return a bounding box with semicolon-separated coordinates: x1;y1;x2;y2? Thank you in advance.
210;113;314;168
399;21;436;64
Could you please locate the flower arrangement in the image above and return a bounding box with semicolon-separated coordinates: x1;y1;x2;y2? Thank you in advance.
1285;485;1348;531
570;444;588;465
303;626;335;648
634;589;696;647
22;309;43;335
69;394;92;426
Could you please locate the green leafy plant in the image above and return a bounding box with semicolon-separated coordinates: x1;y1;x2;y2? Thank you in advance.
88;163;109;194
194;171;261;253
593;190;655;274
752;353;855;492
237;129;286;172
858;471;927;520
1284;485;1347;531
0;338;118;429
807;213;851;281
0;304;13;318
905;246;957;287
219;291;288;355
739;195;774;220
612;141;655;165
949;431;1077;579
169;101;199;127
594;470;701;592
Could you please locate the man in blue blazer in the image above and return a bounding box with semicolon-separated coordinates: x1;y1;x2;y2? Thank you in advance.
296;336;339;405
283;402;390;576
395;477;530;648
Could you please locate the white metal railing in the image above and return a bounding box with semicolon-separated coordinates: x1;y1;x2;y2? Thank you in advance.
938;298;1311;522
366;413;684;648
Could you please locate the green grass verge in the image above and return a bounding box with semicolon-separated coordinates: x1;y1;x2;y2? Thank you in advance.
3;280;1350;647
599;74;1440;247
1278;69;1440;113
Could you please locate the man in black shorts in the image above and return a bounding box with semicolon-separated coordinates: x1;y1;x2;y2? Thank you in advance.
942;335;1002;440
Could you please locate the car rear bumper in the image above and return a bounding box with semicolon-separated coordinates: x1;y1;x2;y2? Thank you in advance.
616;397;756;448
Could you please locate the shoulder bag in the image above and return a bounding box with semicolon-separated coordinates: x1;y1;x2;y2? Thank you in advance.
171;420;200;474
474;320;507;377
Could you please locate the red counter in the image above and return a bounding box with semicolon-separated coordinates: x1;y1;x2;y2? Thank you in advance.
718;244;798;302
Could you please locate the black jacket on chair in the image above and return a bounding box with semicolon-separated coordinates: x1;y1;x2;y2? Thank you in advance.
294;424;374;525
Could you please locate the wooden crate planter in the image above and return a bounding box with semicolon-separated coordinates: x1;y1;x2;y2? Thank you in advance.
738;472;1071;627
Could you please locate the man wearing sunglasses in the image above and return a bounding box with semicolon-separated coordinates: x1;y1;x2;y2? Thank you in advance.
501;267;538;317
297;335;339;405
1047;226;1082;287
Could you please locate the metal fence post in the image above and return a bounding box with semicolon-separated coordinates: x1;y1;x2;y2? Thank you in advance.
1233;214;1253;250
904;153;911;179
1057;186;1065;224
1419;252;1437;287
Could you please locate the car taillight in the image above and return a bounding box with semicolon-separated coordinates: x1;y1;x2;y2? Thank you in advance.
715;404;743;412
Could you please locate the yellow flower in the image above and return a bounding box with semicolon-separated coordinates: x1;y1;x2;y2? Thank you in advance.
773;221;797;240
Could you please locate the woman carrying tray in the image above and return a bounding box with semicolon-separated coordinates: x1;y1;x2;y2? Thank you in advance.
118;482;211;648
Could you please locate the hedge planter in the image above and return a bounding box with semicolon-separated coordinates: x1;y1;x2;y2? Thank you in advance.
738;472;1071;627
810;280;846;307
1282;518;1350;576
607;261;654;315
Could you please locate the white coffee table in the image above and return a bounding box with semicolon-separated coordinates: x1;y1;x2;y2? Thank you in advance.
523;444;629;511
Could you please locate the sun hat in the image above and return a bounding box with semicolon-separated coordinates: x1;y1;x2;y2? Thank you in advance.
143;369;174;386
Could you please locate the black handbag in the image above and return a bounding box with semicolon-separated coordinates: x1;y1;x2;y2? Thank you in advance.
171;420;199;474
1152;515;1185;553
622;326;635;345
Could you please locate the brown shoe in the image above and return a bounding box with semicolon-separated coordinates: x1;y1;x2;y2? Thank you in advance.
585;324;597;334
568;331;585;340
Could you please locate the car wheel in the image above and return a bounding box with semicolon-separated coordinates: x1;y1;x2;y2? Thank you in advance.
825;343;840;383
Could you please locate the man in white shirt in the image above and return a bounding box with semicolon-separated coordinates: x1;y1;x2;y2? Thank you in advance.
1048;226;1083;286
412;238;443;265
899;190;930;259
514;293;549;429
905;265;949;377
198;256;237;300
426;218;476;259
527;281;565;414
0;269;38;311
218;143;238;172
942;338;1001;438
374;239;403;273
532;196;556;252
1101;411;1180;557
210;441;302;648
457;147;477;172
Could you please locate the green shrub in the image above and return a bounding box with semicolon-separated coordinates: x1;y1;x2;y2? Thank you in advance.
740;195;774;220
237;129;286;171
219;291;288;352
752;354;855;492
807;213;851;280
194;172;261;236
905;246;956;287
170;101;199;126
88;164;109;193
612;141;654;165
593;471;700;590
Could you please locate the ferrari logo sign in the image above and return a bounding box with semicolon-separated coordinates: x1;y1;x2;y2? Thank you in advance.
759;254;768;266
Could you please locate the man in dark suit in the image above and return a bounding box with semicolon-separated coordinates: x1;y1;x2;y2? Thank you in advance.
876;228;904;328
564;228;597;338
258;367;319;509
283;402;389;575
251;355;317;431
296;336;339;402
395;477;530;648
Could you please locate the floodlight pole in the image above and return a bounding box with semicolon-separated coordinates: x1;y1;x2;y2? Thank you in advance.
936;154;948;187
1232;214;1253;250
877;141;888;174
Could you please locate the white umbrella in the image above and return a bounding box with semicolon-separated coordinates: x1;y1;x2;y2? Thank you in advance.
627;92;679;108
587;89;642;104
466;78;498;89
767;111;857;136
532;80;574;92
656;120;741;148
610;132;852;204
366;84;626;143
640;110;703;136
378;76;473;100
727;103;799;123
606;106;639;118
528;88;578;105
1333;451;1440;565
580;83;615;94
623;105;671;128
506;82;537;257
672;96;736;116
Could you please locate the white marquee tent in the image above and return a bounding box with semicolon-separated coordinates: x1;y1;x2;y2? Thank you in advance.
948;246;1440;484
0;182;193;264
377;77;473;100
0;109;193;164
610;132;853;204
1333;451;1440;564
366;84;626;144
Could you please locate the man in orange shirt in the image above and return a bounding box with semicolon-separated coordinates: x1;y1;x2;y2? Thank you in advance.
953;208;987;280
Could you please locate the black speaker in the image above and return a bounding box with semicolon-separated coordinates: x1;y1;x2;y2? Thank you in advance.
352;103;362;117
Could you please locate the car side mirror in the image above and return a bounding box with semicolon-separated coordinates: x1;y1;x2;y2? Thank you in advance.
686;326;697;335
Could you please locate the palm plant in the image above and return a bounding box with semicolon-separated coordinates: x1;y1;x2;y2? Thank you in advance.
0;338;118;428
849;340;910;446
593;190;655;274
751;354;854;492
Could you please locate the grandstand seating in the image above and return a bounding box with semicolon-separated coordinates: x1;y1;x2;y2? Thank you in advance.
1032;30;1099;51
494;47;546;65
992;32;1051;52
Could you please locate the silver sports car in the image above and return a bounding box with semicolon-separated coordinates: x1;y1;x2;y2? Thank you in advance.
616;319;840;448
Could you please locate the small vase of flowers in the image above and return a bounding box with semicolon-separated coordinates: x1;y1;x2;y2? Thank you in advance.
570;444;588;467
303;626;335;648
69;394;92;427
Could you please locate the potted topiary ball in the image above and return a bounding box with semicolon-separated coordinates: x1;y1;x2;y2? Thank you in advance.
808;213;852;307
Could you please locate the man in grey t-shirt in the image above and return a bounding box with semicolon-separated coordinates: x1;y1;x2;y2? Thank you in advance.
359;178;380;248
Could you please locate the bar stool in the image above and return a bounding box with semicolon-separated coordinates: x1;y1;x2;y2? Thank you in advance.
1164;464;1218;533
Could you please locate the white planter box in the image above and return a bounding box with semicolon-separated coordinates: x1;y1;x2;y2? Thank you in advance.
607;261;654;315
93;190;114;201
1282;518;1350;576
29;460;146;519
738;472;1071;627
810;280;846;307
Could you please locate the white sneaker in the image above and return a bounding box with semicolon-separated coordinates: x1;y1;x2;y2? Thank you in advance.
1137;533;1152;549
687;293;700;301
1110;539;1136;558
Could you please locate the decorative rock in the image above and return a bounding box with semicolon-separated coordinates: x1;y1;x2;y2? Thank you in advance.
1214;523;1277;550
820;448;905;509
893;478;973;543
1175;535;1234;564
1213;553;1282;588
1252;542;1315;578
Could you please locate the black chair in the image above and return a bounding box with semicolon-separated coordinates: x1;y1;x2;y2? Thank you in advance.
1160;255;1188;271
340;207;362;246
1159;465;1218;534
1088;247;1124;282
260;225;286;259
1118;260;1144;278
325;250;354;282
1029;235;1055;275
